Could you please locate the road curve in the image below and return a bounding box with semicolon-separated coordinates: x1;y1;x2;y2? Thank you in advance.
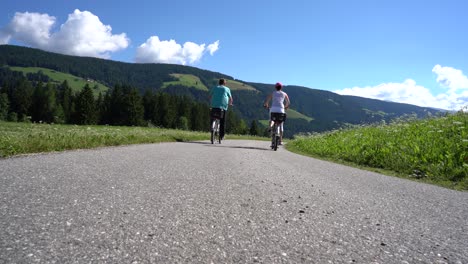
1;140;467;263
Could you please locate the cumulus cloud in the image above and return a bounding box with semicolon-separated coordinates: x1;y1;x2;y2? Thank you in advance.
334;79;444;107
432;64;468;91
0;10;129;58
135;36;219;65
207;40;219;55
3;12;55;47
334;66;468;111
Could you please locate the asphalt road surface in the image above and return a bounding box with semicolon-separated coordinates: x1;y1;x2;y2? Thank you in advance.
1;140;467;263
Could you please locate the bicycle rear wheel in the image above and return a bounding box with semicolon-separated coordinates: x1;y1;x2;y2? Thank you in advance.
271;124;278;150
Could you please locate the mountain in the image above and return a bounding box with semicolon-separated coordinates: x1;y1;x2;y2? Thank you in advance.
0;45;445;136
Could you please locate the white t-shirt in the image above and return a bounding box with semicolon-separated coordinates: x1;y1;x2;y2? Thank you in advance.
270;91;287;113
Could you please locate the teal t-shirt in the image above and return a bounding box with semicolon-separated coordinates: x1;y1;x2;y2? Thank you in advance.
209;85;231;110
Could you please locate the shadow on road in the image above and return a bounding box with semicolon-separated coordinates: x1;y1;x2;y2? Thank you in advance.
216;145;271;151
181;141;272;151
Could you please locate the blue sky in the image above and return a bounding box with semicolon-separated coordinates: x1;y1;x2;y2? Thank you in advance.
1;0;467;111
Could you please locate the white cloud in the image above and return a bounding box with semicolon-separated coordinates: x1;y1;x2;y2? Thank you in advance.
0;10;129;58
135;36;219;65
334;69;468;111
3;12;55;47
432;64;468;91
335;79;443;106
207;40;219;55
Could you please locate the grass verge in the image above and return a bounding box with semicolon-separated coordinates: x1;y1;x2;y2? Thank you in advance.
286;111;468;191
0;121;260;158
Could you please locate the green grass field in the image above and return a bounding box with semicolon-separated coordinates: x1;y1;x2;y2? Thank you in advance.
9;66;110;96
0;121;261;158
286;109;313;121
161;75;258;92
287;110;468;190
222;79;258;91
162;74;208;91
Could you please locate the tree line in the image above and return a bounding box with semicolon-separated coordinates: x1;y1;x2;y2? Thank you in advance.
0;68;265;136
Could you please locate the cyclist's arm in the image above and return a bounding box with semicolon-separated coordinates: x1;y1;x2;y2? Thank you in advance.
284;94;290;109
263;94;272;108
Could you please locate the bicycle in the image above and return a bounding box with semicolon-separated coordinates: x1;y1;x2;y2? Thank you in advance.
269;112;287;151
210;108;225;144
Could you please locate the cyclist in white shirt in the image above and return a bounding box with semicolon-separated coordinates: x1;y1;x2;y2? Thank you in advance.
263;82;291;145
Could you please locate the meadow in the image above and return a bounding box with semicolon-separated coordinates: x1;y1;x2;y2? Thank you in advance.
287;110;468;190
0;121;259;158
9;66;110;95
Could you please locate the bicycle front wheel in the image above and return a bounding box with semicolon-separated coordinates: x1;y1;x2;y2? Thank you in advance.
274;135;280;151
210;120;216;144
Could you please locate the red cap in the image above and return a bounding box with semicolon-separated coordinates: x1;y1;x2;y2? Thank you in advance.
275;82;282;88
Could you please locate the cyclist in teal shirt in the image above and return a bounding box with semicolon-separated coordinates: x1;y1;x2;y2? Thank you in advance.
209;79;233;140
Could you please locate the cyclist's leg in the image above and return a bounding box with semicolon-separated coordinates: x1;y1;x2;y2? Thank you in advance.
279;122;284;144
210;117;214;131
220;111;226;139
269;109;273;130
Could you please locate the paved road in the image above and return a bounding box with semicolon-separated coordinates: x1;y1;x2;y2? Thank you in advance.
1;140;467;263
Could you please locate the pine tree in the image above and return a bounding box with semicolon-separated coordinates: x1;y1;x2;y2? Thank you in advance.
58;80;74;123
12;79;33;121
157;93;175;128
30;82;47;122
0;93;9;120
44;82;58;123
109;85;125;125
238;119;249;135
74;84;97;125
95;92;103;124
151;92;162;126
176;116;189;130
225;110;239;134
142;89;156;122
177;96;192;129
100;91;112;125
122;86;144;126
190;103;208;131
53;104;65;124
249;120;260;136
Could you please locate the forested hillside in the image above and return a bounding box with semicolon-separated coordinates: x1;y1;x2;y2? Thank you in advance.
0;45;445;137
